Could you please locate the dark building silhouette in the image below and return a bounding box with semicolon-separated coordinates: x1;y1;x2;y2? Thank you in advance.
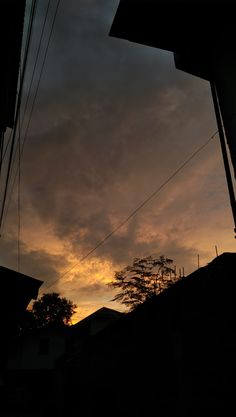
6;307;123;415
109;0;236;234
109;0;236;177
0;265;43;338
0;266;42;413
69;306;123;347
7;325;69;415
59;252;235;417
0;0;26;134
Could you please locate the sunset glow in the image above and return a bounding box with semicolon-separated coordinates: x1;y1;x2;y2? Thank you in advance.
0;0;235;322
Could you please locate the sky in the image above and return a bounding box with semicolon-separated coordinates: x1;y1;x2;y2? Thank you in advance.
0;0;235;322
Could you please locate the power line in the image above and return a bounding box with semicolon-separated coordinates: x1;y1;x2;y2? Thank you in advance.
17;104;21;272
0;132;4;181
0;0;38;231
0;0;62;235
43;130;218;291
0;1;38;171
210;81;236;236
20;0;52;131
0;0;51;166
1;131;13;164
20;0;61;152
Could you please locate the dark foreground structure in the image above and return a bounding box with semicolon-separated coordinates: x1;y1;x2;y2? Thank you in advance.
109;0;236;235
0;0;26;134
6;307;123;416
60;252;235;417
0;266;42;414
0;266;43;363
109;0;236;179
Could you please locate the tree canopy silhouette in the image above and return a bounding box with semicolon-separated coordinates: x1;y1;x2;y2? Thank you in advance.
21;292;77;331
109;255;178;310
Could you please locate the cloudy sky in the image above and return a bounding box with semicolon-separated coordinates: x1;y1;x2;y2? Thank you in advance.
0;0;235;322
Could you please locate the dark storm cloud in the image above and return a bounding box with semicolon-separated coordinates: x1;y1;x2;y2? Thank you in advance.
16;0;221;274
28;0;207;115
0;236;66;288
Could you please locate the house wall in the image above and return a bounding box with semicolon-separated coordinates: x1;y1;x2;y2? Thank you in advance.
8;333;66;370
90;316;117;335
60;254;236;417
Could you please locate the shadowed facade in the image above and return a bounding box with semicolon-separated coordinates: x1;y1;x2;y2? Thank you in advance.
60;253;235;417
0;266;42;413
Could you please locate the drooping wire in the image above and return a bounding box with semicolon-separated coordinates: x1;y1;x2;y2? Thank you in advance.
20;0;52;131
0;132;4;181
2;0;38;170
210;81;236;237
0;0;52;227
43;130;218;292
17;101;21;272
0;0;38;232
1;131;12;165
20;0;61;152
0;0;61;235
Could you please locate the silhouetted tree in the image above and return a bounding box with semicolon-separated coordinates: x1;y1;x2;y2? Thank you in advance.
21;293;77;331
109;255;177;310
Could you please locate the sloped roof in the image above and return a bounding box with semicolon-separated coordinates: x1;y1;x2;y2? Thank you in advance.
0;265;43;313
64;252;236;367
60;253;236;416
69;307;123;342
72;307;123;329
0;265;43;297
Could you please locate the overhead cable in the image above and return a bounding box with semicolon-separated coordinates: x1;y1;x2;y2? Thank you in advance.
0;0;61;234
43;130;218;291
0;0;38;231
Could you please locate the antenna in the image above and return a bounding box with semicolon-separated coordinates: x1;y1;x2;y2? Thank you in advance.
197;254;200;269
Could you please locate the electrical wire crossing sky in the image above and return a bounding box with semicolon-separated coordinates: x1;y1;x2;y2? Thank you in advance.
0;0;235;321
